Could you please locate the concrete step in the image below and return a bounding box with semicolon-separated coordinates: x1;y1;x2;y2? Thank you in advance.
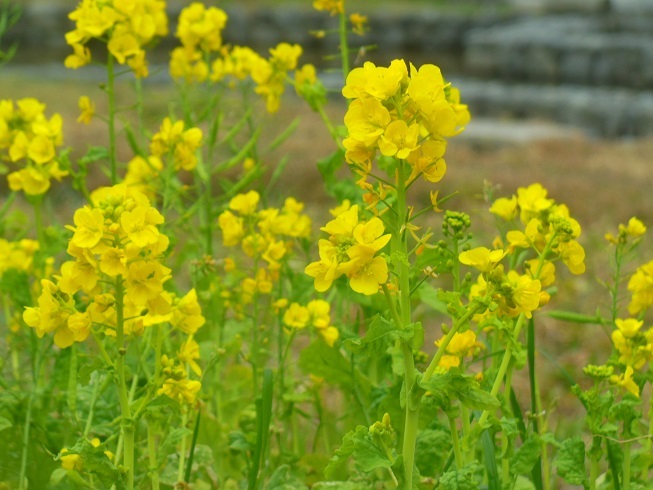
453;77;653;137
464;14;653;89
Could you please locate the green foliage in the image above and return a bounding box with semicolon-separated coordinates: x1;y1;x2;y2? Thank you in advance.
554;437;588;488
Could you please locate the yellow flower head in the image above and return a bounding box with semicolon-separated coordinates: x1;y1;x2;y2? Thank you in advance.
459;247;506;273
77;95;95;124
283;302;310;329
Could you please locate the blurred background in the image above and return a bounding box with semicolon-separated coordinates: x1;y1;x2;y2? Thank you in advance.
4;0;653;424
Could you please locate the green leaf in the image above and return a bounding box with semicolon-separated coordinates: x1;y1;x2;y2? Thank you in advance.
514;475;537;490
265;464;308;490
510;435;541;477
554;437;588;487
324;425;394;479
438;463;481;490
0;416;12;433
416;283;450;315
299;340;360;390
317;149;361;202
450;375;501;411
343;315;397;356
62;438;125;489
78;146;110;166
481;430;500;490
415;429;452;477
312;482;368;490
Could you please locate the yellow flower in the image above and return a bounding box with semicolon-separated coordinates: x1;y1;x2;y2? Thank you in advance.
69;207;105;250
353;217;391;252
307;299;331;329
283;302;310;329
610;365;639;397
77;96;95;124
459;247;506;273
126;261;170;304
557;240;585;275
178;336;202;376
516;183;554;224
319;326;339;347
378;120;420;160
344;97;391;147
489;196;518;221
343;61;404;101
218;210;245;246
229;190;260;215
615;318;644;339
64;43;91;69
505;272;542;318
172;289;206;334
342;245;388;296
120;205;164;248
628;260;653;316
406;140;447;183
349;13;368;35
313;0;343;15
59;449;83;471
158;378;201;405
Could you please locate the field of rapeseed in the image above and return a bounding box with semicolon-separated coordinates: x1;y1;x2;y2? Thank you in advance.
1;1;653;489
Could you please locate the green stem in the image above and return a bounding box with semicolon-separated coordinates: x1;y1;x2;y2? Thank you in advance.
460;405;472;464
107;53;118;185
84;374;111;437
178;410;189;483
476;313;527;430
501;365;514;483
448;411;463;469
394;160;419;489
18;343;43;490
643;393;653;480
590;457;598;490
422;304;484;383
148;420;160;490
115;276;134;490
623;439;631;490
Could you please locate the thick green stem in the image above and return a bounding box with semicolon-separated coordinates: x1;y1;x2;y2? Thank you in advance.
393;161;419;488
448;412;463;469
148;421;160;490
590;457;598;490
623;440;631;490
115;277;134;490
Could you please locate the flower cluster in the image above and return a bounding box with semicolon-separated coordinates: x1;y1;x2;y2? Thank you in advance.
217;190;312;310
169;3;228;83
628;260;653;316
22;185;176;347
65;0;168;77
281;299;339;346
461;247;545;320
149;117;203;172
491;183;586;275
341;61;469;191
169;4;311;114
158;354;202;405
0;238;39;276
305;204;390;295
435;329;482;371
1;98;67;195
